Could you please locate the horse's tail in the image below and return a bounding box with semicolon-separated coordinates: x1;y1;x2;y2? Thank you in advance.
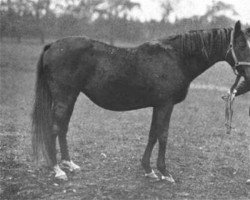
32;44;53;165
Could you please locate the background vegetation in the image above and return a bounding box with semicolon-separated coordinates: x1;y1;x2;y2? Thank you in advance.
1;0;247;45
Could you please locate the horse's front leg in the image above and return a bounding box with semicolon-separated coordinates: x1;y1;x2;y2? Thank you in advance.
155;103;175;182
141;108;159;179
142;102;174;181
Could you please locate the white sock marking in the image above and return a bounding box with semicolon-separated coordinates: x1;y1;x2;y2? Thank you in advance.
62;160;81;172
54;164;67;180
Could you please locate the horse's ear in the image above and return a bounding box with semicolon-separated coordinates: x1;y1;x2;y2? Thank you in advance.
234;20;242;38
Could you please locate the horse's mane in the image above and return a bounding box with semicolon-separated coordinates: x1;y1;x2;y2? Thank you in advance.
161;28;232;59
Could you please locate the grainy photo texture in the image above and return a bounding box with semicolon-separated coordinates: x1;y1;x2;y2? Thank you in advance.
1;0;250;199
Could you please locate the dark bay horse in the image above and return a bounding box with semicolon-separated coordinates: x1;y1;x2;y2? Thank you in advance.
32;21;250;181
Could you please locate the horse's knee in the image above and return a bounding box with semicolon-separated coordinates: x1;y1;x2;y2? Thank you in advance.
158;134;168;145
148;133;158;144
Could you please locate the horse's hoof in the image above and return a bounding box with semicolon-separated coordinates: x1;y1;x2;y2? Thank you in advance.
54;164;68;180
62;160;81;172
145;170;159;179
55;173;68;181
160;173;175;183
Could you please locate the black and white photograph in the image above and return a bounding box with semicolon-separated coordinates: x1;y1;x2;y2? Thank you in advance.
1;0;250;199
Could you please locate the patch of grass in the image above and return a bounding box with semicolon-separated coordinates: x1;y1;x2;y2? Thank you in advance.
0;40;249;200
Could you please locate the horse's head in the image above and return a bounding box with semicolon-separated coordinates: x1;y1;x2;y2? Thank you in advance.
226;21;250;81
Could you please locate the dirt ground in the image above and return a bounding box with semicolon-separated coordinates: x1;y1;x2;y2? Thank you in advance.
0;40;250;200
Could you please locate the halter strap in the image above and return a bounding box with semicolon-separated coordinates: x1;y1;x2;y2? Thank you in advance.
226;29;250;75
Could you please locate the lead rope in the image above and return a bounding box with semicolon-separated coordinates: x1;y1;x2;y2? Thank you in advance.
222;75;241;134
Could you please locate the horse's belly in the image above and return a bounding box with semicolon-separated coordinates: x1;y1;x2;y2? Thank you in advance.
83;83;154;111
84;92;151;111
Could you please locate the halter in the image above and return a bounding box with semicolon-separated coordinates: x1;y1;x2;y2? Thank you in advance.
223;28;250;134
226;29;250;76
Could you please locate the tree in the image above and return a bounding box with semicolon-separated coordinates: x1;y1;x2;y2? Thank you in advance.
0;0;26;42
203;1;238;21
95;0;140;45
28;0;52;44
161;1;173;23
74;0;103;21
0;0;56;43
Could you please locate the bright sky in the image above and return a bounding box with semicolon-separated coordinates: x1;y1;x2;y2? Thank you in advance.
131;0;250;24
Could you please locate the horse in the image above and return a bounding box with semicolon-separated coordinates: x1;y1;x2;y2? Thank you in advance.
32;21;250;181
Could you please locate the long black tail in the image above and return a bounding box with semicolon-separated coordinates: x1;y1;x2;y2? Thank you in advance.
32;44;53;165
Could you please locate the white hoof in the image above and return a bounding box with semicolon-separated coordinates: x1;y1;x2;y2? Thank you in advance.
62;160;81;172
161;173;175;183
54;165;68;180
145;170;159;179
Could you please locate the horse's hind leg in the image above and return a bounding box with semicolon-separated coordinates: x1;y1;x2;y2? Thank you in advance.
58;100;81;172
50;85;79;179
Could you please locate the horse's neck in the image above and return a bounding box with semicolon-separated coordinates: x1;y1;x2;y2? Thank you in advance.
203;29;232;68
171;28;232;81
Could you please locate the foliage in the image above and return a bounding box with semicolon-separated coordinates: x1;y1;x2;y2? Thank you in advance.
0;0;244;44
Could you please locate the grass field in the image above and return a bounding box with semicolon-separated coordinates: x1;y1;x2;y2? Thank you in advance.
0;39;250;200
